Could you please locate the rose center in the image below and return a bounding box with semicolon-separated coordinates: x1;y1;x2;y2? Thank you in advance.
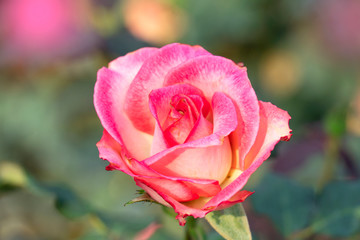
162;94;200;146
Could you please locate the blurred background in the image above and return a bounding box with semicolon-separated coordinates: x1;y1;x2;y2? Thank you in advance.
0;0;359;239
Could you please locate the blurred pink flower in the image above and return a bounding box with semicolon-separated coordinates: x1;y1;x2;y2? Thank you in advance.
0;0;95;63
134;222;161;240
317;0;360;59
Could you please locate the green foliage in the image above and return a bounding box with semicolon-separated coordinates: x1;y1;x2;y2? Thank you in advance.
0;180;21;194
312;181;360;237
251;173;314;236
205;203;252;240
26;173;91;219
252;174;360;238
75;232;109;240
325;109;347;137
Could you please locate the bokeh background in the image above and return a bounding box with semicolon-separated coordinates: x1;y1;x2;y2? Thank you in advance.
1;0;360;239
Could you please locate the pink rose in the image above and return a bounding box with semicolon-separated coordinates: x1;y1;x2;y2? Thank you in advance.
94;43;291;225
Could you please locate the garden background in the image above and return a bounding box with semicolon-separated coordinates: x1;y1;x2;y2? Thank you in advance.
0;0;360;239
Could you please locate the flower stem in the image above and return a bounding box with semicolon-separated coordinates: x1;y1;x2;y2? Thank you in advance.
317;135;340;190
185;217;205;240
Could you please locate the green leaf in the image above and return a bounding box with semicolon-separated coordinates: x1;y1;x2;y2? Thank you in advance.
26;174;90;219
312;180;360;237
251;173;314;236
0;180;21;193
205;203;251;240
51;185;91;219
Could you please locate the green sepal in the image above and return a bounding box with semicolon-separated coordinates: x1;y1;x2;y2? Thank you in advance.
124;193;158;206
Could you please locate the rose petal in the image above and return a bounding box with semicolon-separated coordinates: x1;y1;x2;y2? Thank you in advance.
135;178;210;226
203;101;292;209
243;101;292;169
185;102;213;143
161;96;200;146
163;55;260;170
98;134;221;185
94;47;158;160
125;43;211;134
207;190;254;211
135;178;253;225
149;139;232;184
147;92;236;184
145;92;238;165
134;178;172;207
135;177;199;202
108;47;158;77
148;83;210;154
97;130;222;201
133;100;290;225
96;129;133;174
148;84;206;129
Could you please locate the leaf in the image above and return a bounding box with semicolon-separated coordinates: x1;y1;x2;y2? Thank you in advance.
251;173;314;237
51;185;91;219
205;203;251;240
0;180;21;193
312;180;360;237
26;174;90;219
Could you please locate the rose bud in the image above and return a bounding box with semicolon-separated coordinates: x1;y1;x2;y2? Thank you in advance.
94;43;292;225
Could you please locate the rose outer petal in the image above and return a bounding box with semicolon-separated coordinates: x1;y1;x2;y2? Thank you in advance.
125;43;211;134
135;101;291;225
94;47;158;160
163;55;260;170
134;178;208;225
209;190;254;211
203;101;292;209
98;91;238;201
134;178;253;226
142;92;236;198
97;129;222;202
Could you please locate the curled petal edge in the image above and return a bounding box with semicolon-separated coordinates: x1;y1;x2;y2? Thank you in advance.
135;178;254;226
203;101;292;209
97;130;222;201
132;101;291;225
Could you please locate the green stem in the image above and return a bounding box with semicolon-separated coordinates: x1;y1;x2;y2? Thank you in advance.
288;226;314;240
88;213;108;235
185;217;205;240
317;135;340;191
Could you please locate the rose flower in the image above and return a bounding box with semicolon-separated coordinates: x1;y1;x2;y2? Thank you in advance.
94;43;291;225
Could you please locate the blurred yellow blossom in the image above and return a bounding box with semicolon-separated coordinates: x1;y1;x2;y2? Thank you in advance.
123;0;187;45
259;50;301;98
